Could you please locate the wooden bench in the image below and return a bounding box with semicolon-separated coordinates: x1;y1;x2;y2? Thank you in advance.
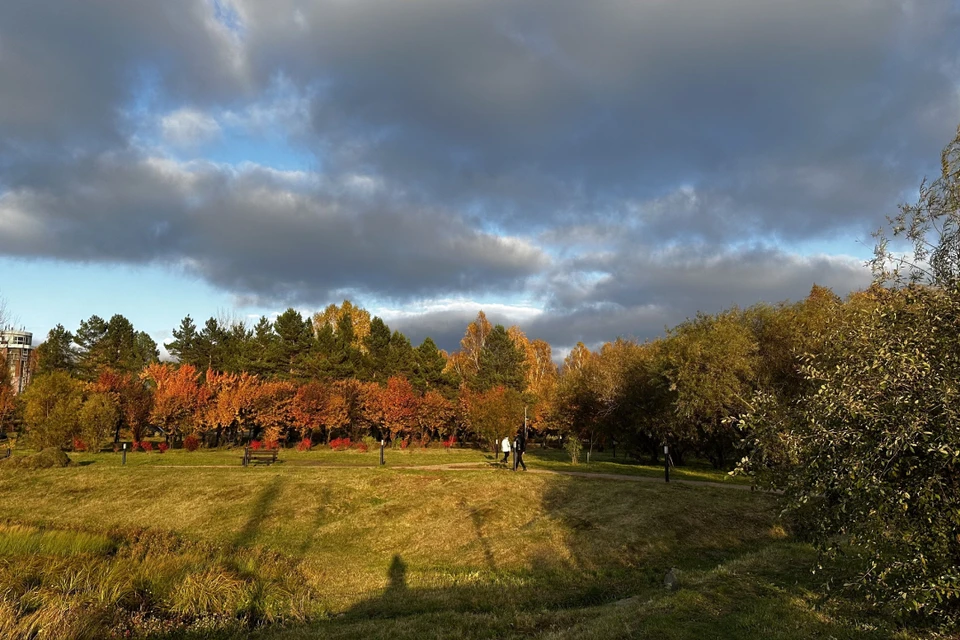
242;447;279;466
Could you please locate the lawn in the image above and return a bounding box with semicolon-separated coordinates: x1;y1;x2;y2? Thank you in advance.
12;443;750;485
0;450;933;639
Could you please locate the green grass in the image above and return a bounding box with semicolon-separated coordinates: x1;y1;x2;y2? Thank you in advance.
12;444;747;485
0;456;937;639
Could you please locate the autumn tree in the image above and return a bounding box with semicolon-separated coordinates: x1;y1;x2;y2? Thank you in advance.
661;310;758;468
21;371;84;448
313;300;371;351
253;380;297;444
92;369;154;443
141;363;202;442
452;310;492;385
417;390;455;442
460;386;524;450
199;370;263;445
78;392;120;452
290;381;329;441
740;285;960;622
0;356;15;435
371;376;419;442
871;123;960;288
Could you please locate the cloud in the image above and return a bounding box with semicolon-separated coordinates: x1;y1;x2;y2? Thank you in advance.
0;153;548;305
160;109;222;147
0;0;957;351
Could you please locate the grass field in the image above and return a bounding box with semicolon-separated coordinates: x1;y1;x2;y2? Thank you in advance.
0;447;937;639
6;443;751;484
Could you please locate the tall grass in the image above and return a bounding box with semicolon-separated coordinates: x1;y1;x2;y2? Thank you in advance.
0;526;322;639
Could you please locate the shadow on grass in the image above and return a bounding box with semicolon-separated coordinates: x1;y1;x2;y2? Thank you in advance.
233;475;284;549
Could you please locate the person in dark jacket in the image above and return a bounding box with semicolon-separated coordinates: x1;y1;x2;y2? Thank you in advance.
513;430;527;471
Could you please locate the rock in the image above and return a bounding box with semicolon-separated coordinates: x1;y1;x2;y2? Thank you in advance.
663;568;678;590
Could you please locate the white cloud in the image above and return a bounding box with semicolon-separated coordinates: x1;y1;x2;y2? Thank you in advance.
160;108;222;147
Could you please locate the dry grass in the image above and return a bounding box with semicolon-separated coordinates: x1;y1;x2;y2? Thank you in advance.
0;461;938;639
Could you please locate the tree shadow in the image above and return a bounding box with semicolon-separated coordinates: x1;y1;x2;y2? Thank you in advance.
456;497;496;571
233;475;284;549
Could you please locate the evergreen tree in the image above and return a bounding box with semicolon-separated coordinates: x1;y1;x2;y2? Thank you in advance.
196;317;229;371
273;308;313;378
74;315;109;379
132;331;160;369
474;324;526;392
363;316;392;381
167;315;199;366
412;337;450;393
386;330;415;380
35;324;76;376
248;316;279;377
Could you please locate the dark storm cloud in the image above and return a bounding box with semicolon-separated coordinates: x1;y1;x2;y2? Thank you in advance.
238;0;960;236
518;247;872;353
0;154;547;304
0;1;246;157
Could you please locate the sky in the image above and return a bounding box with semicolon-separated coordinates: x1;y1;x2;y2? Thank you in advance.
1;0;959;358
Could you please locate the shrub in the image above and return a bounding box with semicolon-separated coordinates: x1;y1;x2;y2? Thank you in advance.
296;437;312;452
157;442;169;454
330;437;352;451
72;438;87;452
355;442;368;453
564;436;582;465
442;435;456;449
400;438;410;450
140;441;154;452
264;439;279;450
250;440;263;451
131;441;142;452
1;448;72;469
183;434;200;452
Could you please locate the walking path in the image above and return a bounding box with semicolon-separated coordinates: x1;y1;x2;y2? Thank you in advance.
148;460;763;491
406;462;758;491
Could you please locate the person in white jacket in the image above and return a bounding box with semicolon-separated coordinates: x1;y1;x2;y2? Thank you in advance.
500;435;511;464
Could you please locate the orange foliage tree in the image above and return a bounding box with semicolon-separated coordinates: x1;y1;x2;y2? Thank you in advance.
253;380;297;444
199;370;263;445
416;389;455;442
93;369;153;443
369;376;419;443
140;363;202;442
460;385;524;451
290;381;329;441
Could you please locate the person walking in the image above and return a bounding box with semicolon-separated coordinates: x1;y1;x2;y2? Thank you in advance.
500;435;511;464
513;429;527;471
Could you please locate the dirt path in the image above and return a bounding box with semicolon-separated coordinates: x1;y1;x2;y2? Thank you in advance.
405;461;758;491
147;460;762;491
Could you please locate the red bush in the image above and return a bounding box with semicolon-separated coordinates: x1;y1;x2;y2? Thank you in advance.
250;440;263;451
296;437;312;452
72;438;88;452
183;435;200;452
355;442;368;453
140;441;154;452
443;435;456;449
264;439;279;450
330;437;352;451
400;438;410;450
157;442;169;454
131;441;142;452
